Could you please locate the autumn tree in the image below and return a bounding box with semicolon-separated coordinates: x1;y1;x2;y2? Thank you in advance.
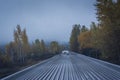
40;40;46;54
81;25;88;33
78;25;90;49
69;24;80;52
5;42;16;63
31;39;47;58
22;29;30;57
50;41;60;54
34;39;41;55
90;22;100;49
6;25;30;64
13;25;24;63
78;31;92;49
95;0;120;62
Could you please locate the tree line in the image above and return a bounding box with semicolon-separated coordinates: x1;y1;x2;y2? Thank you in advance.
0;25;65;68
70;0;120;64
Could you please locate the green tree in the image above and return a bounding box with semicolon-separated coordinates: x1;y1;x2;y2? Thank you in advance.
69;24;80;52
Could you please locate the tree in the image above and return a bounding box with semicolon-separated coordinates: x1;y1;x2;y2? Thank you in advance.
14;25;24;63
78;31;92;49
40;40;46;54
34;39;41;54
90;22;100;49
12;25;30;64
95;0;120;62
22;29;30;57
81;25;88;33
78;23;101;58
5;42;16;63
0;49;5;67
50;41;60;54
69;24;80;52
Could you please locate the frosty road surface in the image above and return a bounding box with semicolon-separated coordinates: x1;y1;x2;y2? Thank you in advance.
2;52;120;80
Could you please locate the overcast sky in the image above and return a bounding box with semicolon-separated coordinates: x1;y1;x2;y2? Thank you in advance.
0;0;97;44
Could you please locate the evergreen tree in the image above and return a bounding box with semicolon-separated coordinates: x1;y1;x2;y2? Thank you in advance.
69;24;80;52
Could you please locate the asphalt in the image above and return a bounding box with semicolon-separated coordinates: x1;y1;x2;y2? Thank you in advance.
1;52;120;80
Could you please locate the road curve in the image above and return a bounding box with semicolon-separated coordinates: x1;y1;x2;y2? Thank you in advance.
1;52;120;80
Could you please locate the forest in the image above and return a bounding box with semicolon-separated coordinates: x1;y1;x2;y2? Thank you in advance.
70;0;120;64
0;25;67;78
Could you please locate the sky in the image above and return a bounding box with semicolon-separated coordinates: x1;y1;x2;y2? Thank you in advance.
0;0;97;44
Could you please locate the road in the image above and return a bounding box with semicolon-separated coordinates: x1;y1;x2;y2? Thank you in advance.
1;52;120;80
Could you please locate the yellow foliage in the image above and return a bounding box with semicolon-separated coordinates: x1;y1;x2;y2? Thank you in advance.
78;31;93;49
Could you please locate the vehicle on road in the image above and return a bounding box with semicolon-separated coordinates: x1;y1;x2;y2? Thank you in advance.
62;50;69;55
